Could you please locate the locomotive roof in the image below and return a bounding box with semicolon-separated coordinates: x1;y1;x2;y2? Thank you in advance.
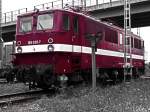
18;8;143;40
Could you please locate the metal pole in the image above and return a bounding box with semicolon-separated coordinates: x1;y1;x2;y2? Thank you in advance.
0;0;2;42
0;0;3;68
84;0;86;11
72;0;74;7
52;2;54;8
110;0;112;6
96;0;98;5
0;0;2;43
124;0;127;81
62;0;63;8
11;11;13;22
0;0;2;39
91;41;96;92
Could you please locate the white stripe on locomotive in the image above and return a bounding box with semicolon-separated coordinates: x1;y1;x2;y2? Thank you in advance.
15;44;144;60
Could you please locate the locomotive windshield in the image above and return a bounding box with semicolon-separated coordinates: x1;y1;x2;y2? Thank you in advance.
37;14;53;30
19;17;32;33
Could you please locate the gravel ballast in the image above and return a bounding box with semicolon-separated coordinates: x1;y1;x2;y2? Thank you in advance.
1;78;150;112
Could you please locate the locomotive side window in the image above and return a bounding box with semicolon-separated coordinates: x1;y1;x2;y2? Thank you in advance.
134;38;138;49
73;16;79;33
131;37;134;48
63;14;70;30
134;38;142;49
105;29;118;44
19;17;32;33
37;14;53;30
141;41;144;49
127;37;130;45
139;40;141;49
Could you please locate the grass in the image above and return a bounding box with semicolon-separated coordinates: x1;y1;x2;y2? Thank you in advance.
2;78;150;112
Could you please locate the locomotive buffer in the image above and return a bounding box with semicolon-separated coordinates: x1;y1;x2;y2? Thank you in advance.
85;32;102;91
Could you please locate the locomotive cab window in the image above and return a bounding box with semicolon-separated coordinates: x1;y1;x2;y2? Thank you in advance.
37;14;53;30
73;16;79;33
19;17;32;33
63;14;70;31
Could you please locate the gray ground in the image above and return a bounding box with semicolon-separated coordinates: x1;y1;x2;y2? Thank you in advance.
0;67;150;112
0;83;29;96
0;79;150;112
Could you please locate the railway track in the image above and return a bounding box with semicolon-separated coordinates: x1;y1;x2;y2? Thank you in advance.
0;78;7;84
0;89;55;107
140;75;150;79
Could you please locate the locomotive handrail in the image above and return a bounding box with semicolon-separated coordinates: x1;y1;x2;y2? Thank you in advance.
2;0;122;24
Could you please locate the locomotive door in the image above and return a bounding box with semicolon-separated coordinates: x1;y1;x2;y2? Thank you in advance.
72;16;81;53
71;16;81;70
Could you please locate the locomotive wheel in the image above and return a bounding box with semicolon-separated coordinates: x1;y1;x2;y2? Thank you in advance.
98;71;109;86
80;70;92;84
37;74;56;89
43;74;54;86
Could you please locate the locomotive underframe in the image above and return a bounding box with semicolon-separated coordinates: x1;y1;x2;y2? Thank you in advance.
10;51;145;89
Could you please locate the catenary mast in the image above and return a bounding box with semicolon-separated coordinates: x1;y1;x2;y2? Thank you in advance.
124;0;132;81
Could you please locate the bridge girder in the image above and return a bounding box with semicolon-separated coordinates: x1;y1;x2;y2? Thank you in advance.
89;0;150;28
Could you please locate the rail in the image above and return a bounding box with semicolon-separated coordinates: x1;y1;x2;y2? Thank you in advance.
2;0;123;24
0;89;55;106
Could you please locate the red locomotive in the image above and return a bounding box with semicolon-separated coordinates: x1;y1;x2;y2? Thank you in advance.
13;8;145;88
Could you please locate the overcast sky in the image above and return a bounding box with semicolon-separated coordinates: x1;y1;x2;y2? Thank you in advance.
2;0;150;62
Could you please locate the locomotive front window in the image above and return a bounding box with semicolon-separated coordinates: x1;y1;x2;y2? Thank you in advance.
37;14;53;30
19;17;32;33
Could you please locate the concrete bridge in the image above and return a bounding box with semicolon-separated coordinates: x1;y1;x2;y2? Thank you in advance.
1;0;150;42
88;0;150;28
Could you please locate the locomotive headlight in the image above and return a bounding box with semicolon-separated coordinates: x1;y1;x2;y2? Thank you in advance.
48;38;53;44
17;46;22;53
17;41;21;46
47;45;54;51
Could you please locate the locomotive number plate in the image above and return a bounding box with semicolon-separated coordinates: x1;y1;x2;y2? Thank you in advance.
28;40;41;45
